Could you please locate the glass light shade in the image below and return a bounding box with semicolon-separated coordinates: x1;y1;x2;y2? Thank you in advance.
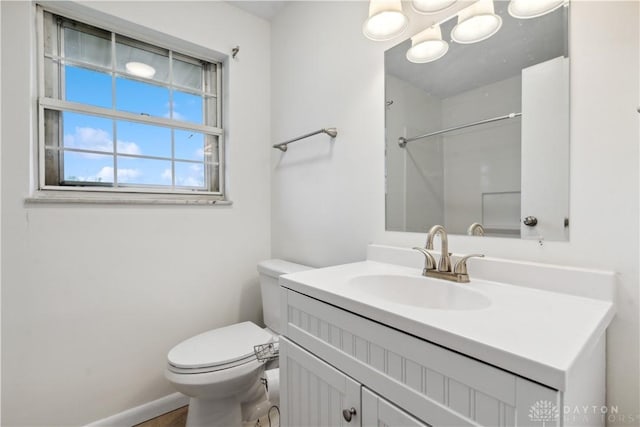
508;0;565;19
363;0;409;41
406;25;449;63
451;0;502;44
125;61;156;79
412;0;457;14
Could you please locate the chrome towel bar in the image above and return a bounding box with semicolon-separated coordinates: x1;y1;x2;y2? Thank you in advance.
273;128;338;152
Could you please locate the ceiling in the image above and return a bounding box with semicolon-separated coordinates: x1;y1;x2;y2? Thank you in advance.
226;1;568;99
226;1;287;21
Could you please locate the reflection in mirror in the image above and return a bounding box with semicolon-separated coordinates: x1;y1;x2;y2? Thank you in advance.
385;2;570;241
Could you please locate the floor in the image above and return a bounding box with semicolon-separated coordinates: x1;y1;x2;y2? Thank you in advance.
133;405;280;427
134;406;188;427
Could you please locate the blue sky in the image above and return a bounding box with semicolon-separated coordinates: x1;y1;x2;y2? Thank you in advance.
62;65;208;188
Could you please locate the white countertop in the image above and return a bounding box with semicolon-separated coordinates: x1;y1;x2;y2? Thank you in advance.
280;260;615;391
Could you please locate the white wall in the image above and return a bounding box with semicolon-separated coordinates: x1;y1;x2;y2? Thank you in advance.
270;1;380;268
271;1;639;423
1;1;271;425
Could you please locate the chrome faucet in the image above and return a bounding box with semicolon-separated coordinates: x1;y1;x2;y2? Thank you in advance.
467;222;485;236
413;247;436;276
413;224;484;283
425;224;451;272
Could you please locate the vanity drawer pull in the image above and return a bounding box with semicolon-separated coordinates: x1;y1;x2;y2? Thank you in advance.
342;407;357;422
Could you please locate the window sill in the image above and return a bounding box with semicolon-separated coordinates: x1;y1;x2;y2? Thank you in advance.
25;191;233;206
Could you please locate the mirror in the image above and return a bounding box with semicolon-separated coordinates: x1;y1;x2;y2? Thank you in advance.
385;2;569;241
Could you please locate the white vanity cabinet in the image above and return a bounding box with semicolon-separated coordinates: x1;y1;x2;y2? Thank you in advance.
361;388;429;427
280;289;561;427
280;336;428;427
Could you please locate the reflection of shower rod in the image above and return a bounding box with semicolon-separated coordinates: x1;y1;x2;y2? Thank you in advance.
398;112;522;148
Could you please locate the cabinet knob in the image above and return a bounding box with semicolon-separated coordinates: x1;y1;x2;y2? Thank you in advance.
342;407;357;422
523;216;538;227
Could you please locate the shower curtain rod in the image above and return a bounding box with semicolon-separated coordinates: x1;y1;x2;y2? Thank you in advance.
398;112;522;148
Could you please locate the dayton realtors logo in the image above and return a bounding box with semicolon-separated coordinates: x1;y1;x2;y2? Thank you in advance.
529;400;560;426
530;401;632;425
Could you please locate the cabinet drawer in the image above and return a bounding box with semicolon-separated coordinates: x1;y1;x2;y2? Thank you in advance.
282;288;560;427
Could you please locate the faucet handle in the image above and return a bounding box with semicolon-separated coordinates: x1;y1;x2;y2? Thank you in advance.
412;247;436;274
453;254;485;275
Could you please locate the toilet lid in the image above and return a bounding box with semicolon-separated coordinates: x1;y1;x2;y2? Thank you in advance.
168;321;274;370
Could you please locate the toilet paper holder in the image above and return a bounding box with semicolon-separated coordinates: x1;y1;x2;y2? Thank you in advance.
254;341;279;362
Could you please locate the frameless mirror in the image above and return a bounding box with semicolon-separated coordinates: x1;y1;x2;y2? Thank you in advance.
385;2;570;240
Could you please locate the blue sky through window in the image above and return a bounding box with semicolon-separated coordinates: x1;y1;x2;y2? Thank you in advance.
66;66;111;109
62;65;207;187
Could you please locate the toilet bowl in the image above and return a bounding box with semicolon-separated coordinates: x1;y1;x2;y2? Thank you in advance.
165;259;312;427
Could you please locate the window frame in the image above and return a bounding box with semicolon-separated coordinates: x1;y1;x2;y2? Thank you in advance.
33;5;228;204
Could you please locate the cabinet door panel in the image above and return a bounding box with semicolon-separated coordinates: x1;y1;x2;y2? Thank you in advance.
280;337;361;427
362;388;430;427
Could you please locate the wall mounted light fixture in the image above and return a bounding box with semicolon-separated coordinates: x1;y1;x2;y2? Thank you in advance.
363;0;568;65
411;0;457;15
451;0;502;44
508;0;566;19
406;25;449;63
363;0;409;41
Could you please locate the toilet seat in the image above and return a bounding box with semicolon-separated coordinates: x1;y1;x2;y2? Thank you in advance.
167;321;274;375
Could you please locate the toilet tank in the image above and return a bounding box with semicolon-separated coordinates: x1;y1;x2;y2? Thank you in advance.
257;259;312;334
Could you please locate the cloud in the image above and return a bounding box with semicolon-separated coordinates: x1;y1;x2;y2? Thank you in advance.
64;126;141;156
163;100;187;121
163;111;186;121
67;166;142;183
161;164;204;187
176;164;204;187
95;167;113;182
177;175;203;187
116;168;142;182
64;127;111;153
117;141;140;155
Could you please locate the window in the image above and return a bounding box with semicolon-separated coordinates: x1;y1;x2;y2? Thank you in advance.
37;9;224;201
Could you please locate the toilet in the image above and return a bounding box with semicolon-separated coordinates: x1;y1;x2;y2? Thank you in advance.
165;259;312;427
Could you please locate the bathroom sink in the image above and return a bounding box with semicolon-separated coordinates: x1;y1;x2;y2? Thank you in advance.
347;274;491;310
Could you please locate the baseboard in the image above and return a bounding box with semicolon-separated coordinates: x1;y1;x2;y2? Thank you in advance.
85;392;189;427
